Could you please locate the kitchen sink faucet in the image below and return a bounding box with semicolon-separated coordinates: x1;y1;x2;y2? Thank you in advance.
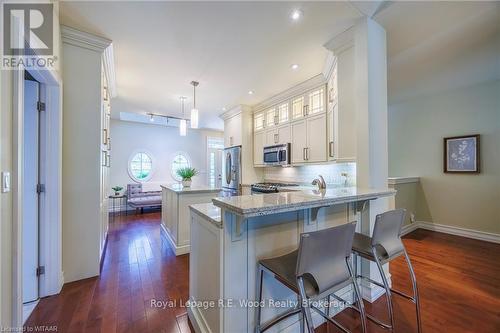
311;175;327;190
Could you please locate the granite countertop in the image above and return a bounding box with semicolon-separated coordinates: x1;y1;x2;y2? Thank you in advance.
189;203;222;227
161;184;221;194
212;187;396;217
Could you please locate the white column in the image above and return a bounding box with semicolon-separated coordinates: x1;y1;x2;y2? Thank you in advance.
354;17;391;301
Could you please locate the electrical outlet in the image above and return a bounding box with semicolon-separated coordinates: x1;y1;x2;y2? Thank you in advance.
1;171;11;193
410;213;416;224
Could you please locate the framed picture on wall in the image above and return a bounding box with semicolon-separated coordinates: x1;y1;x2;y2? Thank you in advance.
444;134;480;173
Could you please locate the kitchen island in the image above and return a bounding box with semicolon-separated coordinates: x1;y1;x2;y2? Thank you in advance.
161;184;221;255
188;187;395;333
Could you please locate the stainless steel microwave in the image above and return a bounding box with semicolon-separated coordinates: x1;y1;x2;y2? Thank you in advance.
263;143;290;166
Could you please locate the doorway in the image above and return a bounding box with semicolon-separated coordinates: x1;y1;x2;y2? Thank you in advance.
22;72;46;318
207;137;224;188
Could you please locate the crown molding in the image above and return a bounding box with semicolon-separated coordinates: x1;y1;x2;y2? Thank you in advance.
324;25;355;56
102;44;117;98
62;26;117;98
251;74;327;113
322;52;337;82
219;105;252;121
61;25;111;52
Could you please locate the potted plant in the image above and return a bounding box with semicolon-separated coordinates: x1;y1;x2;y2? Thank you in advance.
112;186;123;196
176;167;198;187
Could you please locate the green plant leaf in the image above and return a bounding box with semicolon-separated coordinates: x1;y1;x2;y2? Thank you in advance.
176;167;198;180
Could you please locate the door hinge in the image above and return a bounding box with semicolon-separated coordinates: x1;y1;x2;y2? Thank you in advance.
37;101;46;112
36;183;45;194
36;266;45;276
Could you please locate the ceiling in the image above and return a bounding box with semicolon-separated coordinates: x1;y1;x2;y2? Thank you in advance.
60;1;363;130
60;1;499;130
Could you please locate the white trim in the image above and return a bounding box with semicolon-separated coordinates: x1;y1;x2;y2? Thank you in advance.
219;105;251;121
324;25;356;55
22;301;38;324
401;222;420;236
102;44;117;98
250;74;327;113
418;221;500;244
388;177;420;185
187;298;212;333
61;25;111;52
160;224;190;255
322;52;337;82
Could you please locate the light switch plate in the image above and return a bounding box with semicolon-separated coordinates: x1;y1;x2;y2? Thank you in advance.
1;172;11;193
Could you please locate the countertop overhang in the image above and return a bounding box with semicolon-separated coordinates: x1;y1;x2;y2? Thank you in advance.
212;187;396;217
161;184;221;194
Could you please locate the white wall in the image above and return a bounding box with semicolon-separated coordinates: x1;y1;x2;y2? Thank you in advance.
389;80;500;234
109;119;223;193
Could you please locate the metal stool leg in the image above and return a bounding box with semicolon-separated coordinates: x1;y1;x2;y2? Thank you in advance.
255;265;264;333
298;277;315;333
373;253;395;331
404;250;422;333
347;259;367;333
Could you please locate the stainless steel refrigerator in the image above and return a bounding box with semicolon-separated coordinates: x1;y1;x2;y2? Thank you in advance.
222;145;241;195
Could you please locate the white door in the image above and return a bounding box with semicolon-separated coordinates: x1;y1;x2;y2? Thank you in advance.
291;120;307;163
307;113;327;163
23;79;40;303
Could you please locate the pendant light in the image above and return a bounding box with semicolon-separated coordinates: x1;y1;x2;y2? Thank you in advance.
179;96;187;136
190;81;199;129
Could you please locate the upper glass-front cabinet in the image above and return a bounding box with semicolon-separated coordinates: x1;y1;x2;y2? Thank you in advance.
291;96;305;120
266;108;277;127
308;87;325;115
277;102;289;123
254;112;265;131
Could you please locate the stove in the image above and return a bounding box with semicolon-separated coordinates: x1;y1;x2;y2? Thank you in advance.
250;182;299;194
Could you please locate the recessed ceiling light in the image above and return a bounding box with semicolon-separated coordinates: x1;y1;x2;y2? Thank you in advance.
248;90;254;95
291;64;299;70
290;9;302;21
222;107;227;111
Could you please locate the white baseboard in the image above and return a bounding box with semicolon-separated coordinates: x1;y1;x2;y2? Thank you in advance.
418;221;500;244
23;300;39;324
401;222;420;236
187;300;211;333
401;221;500;244
160;224;190;255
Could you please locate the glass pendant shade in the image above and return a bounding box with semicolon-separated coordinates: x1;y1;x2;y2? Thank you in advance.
179;119;187;136
190;108;199;129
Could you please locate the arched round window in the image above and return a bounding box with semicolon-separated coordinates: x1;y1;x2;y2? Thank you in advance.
171;153;191;181
128;152;153;182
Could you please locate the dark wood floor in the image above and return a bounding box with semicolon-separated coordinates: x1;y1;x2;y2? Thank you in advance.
25;212;500;332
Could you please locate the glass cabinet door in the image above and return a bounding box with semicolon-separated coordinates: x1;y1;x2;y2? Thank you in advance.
254;112;265;131
308;87;325;115
291;96;304;120
277;102;289;123
266;108;277;127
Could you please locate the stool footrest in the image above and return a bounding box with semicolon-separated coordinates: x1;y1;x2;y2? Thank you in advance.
258;308;301;333
357;275;416;303
311;305;350;333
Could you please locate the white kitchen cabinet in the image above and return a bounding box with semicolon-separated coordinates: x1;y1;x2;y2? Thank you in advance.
254;131;265;165
254;111;265;131
224;113;242;147
277;124;291;145
264;123;291;146
291;96;305;120
291;114;327;164
276;102;289;124
327;46;356;162
306;113;327;162
265;128;278;146
291;120;307;163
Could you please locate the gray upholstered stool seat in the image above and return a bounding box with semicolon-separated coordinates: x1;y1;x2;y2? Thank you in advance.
255;223;367;333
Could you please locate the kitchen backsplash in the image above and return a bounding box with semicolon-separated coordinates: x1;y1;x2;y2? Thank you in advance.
264;163;356;187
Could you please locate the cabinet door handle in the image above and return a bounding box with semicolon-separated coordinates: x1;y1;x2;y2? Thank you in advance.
306;147;310;160
303;148;306;161
230;136;233;146
329;141;334;157
274;133;278;143
103;129;108;145
274;115;279;125
302;105;306;117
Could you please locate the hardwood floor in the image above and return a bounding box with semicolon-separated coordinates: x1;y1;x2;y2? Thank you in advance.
25;213;500;332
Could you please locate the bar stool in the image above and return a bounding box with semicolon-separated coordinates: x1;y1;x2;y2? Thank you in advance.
255;222;367;333
351;209;422;333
